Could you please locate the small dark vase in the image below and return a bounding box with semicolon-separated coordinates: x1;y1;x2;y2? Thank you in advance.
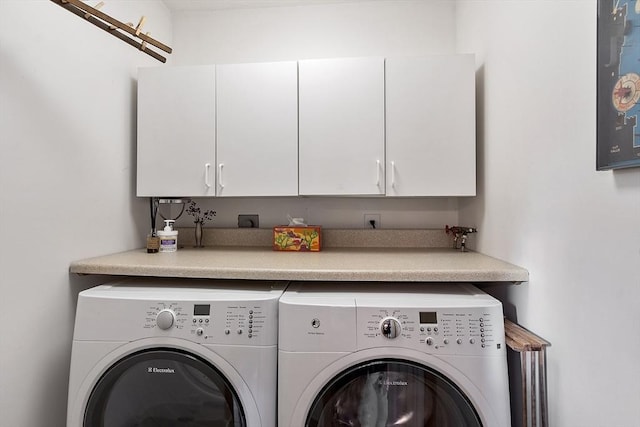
194;220;204;248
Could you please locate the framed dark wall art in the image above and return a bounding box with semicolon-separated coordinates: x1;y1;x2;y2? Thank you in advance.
597;0;640;170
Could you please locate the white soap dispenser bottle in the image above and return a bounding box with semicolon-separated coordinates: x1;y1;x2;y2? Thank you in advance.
157;219;178;253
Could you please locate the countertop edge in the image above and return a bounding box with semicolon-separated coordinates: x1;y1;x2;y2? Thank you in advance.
69;247;529;284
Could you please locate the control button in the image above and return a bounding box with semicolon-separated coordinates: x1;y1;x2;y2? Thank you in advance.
249;328;253;333
480;328;484;332
420;327;425;332
199;319;203;323
434;327;438;332
443;338;449;345
156;309;175;330
249;314;253;319
205;319;209;323
457;338;463;345
224;329;230;335
192;319;197;323
249;310;253;314
196;328;204;336
426;337;434;346
237;329;243;335
470;338;476;344
248;333;253;338
482;344;486;348
427;327;432;332
380;317;401;339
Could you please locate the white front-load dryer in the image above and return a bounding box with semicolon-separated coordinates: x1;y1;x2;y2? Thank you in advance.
278;282;511;427
67;278;286;427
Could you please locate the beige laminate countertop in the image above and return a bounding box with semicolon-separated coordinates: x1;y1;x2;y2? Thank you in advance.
69;246;529;283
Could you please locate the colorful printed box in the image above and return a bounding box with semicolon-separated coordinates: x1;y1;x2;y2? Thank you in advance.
273;226;322;251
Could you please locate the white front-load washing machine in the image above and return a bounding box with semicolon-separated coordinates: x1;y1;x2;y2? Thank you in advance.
67;278;286;427
278;282;511;427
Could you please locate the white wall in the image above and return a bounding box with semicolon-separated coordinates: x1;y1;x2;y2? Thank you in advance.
172;0;456;64
169;0;463;230
456;1;640;426
0;1;171;425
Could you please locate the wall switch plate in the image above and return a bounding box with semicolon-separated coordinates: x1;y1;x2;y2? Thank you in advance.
238;214;259;228
364;214;381;229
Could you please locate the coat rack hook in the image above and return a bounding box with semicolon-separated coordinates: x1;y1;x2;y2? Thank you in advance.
84;1;103;19
135;16;146;36
140;32;150;51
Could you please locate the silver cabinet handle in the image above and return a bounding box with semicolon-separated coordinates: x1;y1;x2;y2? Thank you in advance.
391;161;396;188
204;163;211;188
218;163;224;189
376;160;381;186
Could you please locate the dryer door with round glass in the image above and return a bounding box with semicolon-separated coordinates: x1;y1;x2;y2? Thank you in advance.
84;348;246;426
306;359;482;427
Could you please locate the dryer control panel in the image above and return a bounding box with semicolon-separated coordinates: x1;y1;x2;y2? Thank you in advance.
279;282;506;355
357;305;504;356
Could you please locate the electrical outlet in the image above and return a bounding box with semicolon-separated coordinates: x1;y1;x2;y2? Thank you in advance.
238;214;259;228
364;214;381;229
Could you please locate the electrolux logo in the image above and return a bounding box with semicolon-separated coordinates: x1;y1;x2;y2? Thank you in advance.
379;380;408;386
147;366;175;374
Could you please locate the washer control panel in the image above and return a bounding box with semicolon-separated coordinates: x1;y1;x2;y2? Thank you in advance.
141;300;276;345
73;281;286;345
358;306;504;355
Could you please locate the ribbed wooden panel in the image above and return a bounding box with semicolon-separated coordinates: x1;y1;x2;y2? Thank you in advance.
505;319;551;352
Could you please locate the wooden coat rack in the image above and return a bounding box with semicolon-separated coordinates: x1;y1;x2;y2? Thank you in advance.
50;0;172;63
505;319;551;427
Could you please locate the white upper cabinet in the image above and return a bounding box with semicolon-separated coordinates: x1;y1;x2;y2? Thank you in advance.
216;61;298;197
298;57;385;195
136;56;476;198
385;55;476;196
137;65;216;197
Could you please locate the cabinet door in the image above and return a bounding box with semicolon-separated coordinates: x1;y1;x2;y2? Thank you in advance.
386;55;476;196
216;61;298;196
137;66;216;197
299;57;385;195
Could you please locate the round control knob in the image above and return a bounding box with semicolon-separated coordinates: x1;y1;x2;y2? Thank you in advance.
426;337;434;346
380;317;401;339
156;309;175;330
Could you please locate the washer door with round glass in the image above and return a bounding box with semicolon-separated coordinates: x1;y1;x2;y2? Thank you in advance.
84;348;246;427
306;359;482;427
